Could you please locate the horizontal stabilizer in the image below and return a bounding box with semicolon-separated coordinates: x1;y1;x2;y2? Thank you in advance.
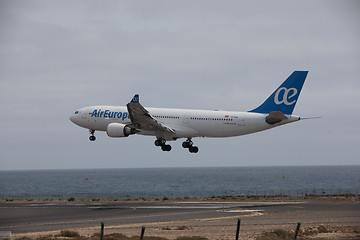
300;116;322;120
266;111;288;124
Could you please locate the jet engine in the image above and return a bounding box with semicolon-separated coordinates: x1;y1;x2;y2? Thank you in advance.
106;123;135;137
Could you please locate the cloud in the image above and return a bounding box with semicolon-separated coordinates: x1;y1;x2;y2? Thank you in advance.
0;0;359;170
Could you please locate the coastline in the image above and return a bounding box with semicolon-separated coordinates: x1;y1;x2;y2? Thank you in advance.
1;194;359;203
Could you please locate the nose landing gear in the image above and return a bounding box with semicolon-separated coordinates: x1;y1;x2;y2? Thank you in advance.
182;138;199;153
89;130;96;141
154;138;172;152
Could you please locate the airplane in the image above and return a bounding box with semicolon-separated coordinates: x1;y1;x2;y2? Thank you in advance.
70;71;309;153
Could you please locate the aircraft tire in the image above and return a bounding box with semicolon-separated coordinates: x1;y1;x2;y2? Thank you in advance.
89;136;96;141
161;145;171;151
155;139;162;146
182;142;189;148
189;146;199;153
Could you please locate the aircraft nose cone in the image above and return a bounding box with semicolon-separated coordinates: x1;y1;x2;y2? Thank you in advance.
70;114;76;123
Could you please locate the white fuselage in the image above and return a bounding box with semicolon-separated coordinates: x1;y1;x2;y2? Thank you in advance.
70;71;309;153
70;105;300;141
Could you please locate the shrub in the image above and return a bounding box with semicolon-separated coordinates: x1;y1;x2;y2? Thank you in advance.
100;233;128;240
317;225;329;233
176;226;188;230
60;230;80;237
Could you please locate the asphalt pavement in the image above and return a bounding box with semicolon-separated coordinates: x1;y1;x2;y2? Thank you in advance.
0;200;359;236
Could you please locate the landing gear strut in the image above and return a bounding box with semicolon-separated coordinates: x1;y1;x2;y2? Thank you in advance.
182;138;199;153
154;138;172;152
89;130;96;141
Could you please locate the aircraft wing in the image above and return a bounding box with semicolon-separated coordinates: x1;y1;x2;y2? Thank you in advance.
126;94;175;134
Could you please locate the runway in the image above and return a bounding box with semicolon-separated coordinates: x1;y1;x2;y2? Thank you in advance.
0;201;283;233
1;200;359;239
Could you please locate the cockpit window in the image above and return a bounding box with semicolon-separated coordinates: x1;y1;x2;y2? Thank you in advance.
75;111;79;114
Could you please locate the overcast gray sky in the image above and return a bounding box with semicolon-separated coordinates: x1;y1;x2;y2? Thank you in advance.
1;0;359;170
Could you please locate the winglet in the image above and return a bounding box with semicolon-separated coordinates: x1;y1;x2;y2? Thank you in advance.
249;71;308;115
130;94;140;103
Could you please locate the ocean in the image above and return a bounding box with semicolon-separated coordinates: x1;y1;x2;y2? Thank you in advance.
0;166;359;200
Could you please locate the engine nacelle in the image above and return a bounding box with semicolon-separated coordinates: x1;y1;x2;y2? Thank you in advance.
106;123;134;138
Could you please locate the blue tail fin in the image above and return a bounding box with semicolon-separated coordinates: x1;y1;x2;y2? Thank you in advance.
130;94;140;103
249;71;308;115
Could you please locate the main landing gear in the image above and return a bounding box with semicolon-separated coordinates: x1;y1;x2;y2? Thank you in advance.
155;138;199;153
89;130;96;141
182;138;199;153
154;138;172;152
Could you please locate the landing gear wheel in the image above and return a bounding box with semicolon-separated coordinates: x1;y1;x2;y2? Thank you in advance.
161;145;172;152
182;142;190;148
189;146;199;153
182;138;193;148
89;130;96;141
155;138;171;151
183;138;198;153
155;139;163;146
